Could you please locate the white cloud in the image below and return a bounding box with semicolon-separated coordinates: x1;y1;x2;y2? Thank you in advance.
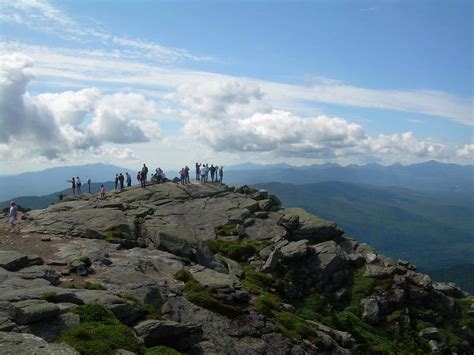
1;41;471;126
0;53;161;161
456;143;474;159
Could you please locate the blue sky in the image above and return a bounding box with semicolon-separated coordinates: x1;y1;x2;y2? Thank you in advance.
0;0;472;173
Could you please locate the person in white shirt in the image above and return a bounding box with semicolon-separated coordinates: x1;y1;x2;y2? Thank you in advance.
8;201;18;233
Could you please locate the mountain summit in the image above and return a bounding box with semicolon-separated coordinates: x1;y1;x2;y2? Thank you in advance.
0;182;472;354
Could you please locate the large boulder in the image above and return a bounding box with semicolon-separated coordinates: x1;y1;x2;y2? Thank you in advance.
0;331;79;354
361;298;380;325
134;319;203;351
279;240;308;261
281;208;343;243
310;240;347;276
12;299;60;325
0;251;43;272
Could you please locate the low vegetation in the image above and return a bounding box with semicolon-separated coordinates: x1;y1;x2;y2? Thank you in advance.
206;239;267;262
59;304;141;355
83;282;106;290
175;269;240;317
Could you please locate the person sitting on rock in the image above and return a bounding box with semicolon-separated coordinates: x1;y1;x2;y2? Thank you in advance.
8;201;19;233
99;184;106;200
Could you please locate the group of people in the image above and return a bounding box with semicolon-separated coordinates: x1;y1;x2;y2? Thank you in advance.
195;163;224;185
114;172;132;191
67;177;92;195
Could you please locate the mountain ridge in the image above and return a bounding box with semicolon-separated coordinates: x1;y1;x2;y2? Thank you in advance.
0;181;472;354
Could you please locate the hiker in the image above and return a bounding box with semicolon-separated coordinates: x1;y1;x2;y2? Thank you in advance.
118;173;125;191
115;174;119;190
210;165;216;182
195;162;201;180
219;166;224;183
179;168;186;185
8;201;18;233
99;184;106;200
200;164;206;184
136;171;141;185
87;178;91;193
76;177;82;195
67;177;76;195
141;164;148;188
215;166;219;182
184;166;190;184
126;172;132;187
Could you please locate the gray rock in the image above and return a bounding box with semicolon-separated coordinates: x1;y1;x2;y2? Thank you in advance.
19;312;80;342
244;218;287;241
281;208;343;243
261;249;282;273
254;211;269;219
0;331;79;354
280;240;308;261
258;246;272;260
361;298;379;325
428;339;440;352
363;265;405;279
0;251;43;271
134;319;203;351
419;327;439;340
310;240;347;275
12;299;60;325
432;282;468;298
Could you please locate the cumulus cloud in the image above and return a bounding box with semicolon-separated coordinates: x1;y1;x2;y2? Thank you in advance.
456;143;474;159
0;53;160;160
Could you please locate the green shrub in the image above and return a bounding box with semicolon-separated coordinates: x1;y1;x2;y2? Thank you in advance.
105;228;123;240
348;267;375;313
295;292;333;321
205;239;267;261
255;293;282;317
41;292;57;302
175;270;240;317
79;256;92;267
72;304;116;324
214;224;238;236
59;321;140;355
174;269;192;282
84;282;106;290
118;293;161;320
60;304;141;355
145;346;183;355
274;312;318;342
242;266;274;292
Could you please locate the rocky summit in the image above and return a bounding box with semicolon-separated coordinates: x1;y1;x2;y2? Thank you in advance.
0;182;472;355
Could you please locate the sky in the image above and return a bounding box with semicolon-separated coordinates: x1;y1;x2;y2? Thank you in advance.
0;0;472;174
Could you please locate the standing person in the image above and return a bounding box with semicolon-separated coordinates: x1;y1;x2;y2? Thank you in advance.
219;166;224;183
8;201;18;233
195;162;200;180
67;177;76;195
200;165;206;185
184;166;190;184
115;174;119;190
136;171;141;185
118;173;125;191
99;184;106;200
141;164;148;188
126;172;132;187
76;177;82;195
205;164;209;183
87;178;91;193
210;165;216;182
179;168;186;185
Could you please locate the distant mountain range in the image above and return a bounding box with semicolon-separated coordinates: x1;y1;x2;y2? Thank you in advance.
225;160;474;194
0;163;136;201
